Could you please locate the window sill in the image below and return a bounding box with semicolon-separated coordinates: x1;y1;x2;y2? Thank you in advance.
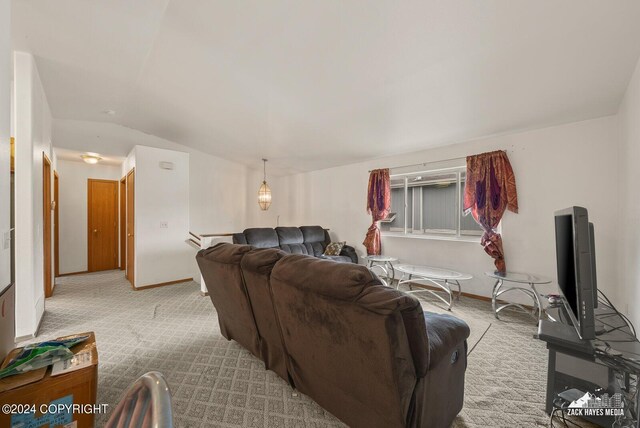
381;232;481;243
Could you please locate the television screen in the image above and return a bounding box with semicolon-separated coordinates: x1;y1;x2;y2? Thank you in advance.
555;214;577;317
554;206;596;340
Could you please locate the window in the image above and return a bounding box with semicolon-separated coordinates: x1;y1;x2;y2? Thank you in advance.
380;167;484;239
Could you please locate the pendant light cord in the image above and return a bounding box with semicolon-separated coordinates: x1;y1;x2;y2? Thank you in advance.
262;158;267;183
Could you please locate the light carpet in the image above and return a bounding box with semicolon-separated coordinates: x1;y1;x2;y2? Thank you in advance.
21;270;562;427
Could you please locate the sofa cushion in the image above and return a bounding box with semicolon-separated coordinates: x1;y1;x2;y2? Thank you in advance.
240;248;292;384
243;228;279;248
300;226;327;257
320;255;352;263
300;225;326;243
302;242;324;257
276;227;304;244
279;243;309;255
195;243;261;359
270;254;425;428
275;227;309;255
423;311;470;368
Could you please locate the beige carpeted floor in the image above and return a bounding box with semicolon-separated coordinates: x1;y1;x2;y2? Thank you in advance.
23;270;563;427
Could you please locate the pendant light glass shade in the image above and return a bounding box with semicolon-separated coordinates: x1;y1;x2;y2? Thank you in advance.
258;159;272;210
258;181;272;210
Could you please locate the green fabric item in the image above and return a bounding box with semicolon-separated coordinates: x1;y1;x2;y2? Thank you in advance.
0;335;88;379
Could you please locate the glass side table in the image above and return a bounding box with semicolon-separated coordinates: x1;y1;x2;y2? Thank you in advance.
363;255;398;285
396;264;473;310
485;271;551;323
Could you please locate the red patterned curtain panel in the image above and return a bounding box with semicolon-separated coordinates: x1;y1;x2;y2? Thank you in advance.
363;168;390;255
463;150;518;273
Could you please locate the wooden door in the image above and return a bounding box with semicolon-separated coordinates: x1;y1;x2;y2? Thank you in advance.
88;179;118;272
54;172;59;278
120;177;126;270
43;154;52;297
125;169;135;286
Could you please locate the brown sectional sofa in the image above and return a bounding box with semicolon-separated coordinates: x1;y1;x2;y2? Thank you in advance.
196;242;470;428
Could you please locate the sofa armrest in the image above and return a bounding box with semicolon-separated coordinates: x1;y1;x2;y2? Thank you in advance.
423;311;470;369
232;233;247;245
340;245;358;264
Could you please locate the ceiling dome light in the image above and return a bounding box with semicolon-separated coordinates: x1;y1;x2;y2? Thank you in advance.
81;153;102;164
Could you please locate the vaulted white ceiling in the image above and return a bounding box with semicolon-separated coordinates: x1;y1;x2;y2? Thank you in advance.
12;0;640;173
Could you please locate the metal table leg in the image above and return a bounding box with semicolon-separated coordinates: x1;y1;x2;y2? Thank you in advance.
491;279;502;318
531;282;543;322
398;277;454;310
451;280;462;300
492;278;543;323
387;262;395;283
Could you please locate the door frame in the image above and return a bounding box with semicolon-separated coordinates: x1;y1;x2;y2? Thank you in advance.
43;154;52;298
125;168;135;287
87;179;119;272
54;171;59;278
119;176;126;270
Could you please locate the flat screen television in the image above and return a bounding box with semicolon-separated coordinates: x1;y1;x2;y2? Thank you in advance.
554;206;597;340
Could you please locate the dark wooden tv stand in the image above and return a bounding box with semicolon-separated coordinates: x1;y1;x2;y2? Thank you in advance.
537;305;640;427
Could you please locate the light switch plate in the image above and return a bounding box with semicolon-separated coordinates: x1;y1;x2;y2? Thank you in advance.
160;221;168;229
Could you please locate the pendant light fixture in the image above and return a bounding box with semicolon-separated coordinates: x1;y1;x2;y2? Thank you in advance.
258;158;272;210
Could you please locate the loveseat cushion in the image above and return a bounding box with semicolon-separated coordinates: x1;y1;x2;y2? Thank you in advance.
423;311;470;368
244;228;279;248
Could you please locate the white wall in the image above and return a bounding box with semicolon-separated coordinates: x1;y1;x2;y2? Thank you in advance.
0;0;9;293
56;159;122;274
0;0;13;357
57;120;249;238
245;169;297;229
618;56;640;327
283;116;621;306
134;145;191;288
13;52;53;338
56;121;251;285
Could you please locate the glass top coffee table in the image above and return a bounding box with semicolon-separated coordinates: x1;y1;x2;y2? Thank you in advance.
485;271;551;323
363;255;398;284
396;264;472;310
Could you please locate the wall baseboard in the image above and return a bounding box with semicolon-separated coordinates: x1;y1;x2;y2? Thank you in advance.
57;270;89;277
34;311;44;338
15;312;45;344
14;333;34;343
134;278;193;291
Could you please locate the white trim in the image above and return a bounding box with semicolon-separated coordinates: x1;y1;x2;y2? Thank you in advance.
381;231;480;243
389;165;465;178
